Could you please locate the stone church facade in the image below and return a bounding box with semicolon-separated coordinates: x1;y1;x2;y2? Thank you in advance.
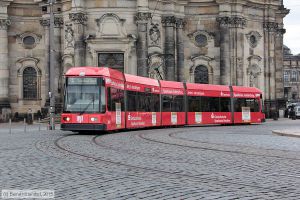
0;0;289;120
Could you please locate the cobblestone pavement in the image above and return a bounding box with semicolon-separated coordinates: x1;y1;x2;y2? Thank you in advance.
0;119;300;199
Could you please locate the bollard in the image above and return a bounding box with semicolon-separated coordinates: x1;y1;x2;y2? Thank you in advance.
24;118;26;133
38;118;41;131
9;118;12;134
273;111;278;121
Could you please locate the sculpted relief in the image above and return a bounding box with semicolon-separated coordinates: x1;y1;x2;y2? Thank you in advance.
149;23;161;46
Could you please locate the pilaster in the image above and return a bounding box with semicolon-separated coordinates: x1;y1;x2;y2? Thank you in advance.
162;16;176;81
40;16;63;101
175;18;185;82
54;16;63;100
40;18;50;106
217;16;246;86
263;21;277;100
136;12;151;77
275;27;286;100
69;12;87;67
0;18;11;114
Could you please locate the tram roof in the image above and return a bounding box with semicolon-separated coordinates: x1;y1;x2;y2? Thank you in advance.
159;80;184;89
186;83;230;91
232;86;262;94
124;74;159;87
65;67;125;80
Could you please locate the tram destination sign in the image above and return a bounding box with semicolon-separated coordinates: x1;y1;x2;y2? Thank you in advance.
68;77;98;85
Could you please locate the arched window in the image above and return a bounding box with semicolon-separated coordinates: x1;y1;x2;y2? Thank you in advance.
23;67;37;99
194;65;208;84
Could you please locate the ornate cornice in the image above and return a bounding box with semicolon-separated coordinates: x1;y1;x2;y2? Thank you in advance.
40;17;64;28
279;6;290;17
0;19;11;30
162;16;176;27
276;28;286;36
69;12;87;25
135;12;151;23
216;16;247;28
54;17;64;28
263;22;278;32
175;18;185;29
40;19;50;27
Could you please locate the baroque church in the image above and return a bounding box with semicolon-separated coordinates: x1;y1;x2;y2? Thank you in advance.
0;0;289;120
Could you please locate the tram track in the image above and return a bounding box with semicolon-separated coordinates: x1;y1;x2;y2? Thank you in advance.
169;131;300;154
50;134;296;195
136;130;300;161
92;133;283;177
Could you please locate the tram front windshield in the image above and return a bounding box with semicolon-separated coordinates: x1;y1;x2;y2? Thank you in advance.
64;77;103;113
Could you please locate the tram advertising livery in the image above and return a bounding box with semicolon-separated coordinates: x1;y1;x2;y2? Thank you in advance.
61;67;265;132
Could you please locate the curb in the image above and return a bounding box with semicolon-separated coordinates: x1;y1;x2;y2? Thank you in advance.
272;130;300;138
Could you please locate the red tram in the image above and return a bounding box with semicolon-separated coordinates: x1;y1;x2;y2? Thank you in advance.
61;67;265;132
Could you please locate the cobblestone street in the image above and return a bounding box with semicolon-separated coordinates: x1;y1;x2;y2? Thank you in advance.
0;119;300;199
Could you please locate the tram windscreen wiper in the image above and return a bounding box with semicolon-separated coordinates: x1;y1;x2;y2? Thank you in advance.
79;97;94;115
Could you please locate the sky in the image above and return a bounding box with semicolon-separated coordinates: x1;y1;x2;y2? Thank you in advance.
283;0;300;55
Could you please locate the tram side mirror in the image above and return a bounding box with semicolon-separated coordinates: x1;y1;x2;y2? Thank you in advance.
260;94;263;99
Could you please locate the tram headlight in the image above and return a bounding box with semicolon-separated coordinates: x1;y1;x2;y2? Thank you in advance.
63;117;71;122
91;117;98;122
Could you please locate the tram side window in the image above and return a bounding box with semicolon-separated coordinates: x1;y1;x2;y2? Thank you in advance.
127;91;137;111
200;97;211;112
246;98;259;112
209;97;220;112
162;95;184;112
234;98;244;112
188;96;201;112
127;91;160;112
107;87;124;111
199;97;220;112
189;96;230;112
220;98;231;112
101;85;106;113
234;98;259;112
152;93;160;112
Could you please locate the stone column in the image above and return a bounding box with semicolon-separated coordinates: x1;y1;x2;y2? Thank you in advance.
54;17;64;109
40;19;50;106
275;27;286;100
263;22;277;100
162;16;176;81
217;17;231;85
0;18;11;112
69;12;87;67
136;12;151;77
235;18;246;86
217;16;246;86
176;18;185;82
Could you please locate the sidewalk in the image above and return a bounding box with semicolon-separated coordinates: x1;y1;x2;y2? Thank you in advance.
272;129;300;138
0;121;60;133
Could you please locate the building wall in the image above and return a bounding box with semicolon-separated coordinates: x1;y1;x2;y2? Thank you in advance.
283;50;300;102
0;0;289;120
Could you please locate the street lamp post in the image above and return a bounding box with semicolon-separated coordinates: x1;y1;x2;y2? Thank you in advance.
49;0;55;130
